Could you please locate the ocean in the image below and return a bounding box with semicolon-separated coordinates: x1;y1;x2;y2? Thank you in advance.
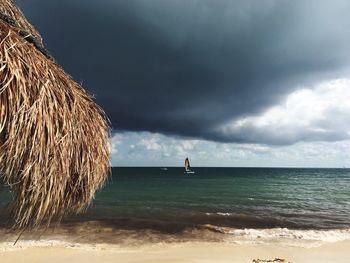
1;167;350;247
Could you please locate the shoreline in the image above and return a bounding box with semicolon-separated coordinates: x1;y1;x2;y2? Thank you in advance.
1;224;350;262
2;224;350;248
1;240;350;263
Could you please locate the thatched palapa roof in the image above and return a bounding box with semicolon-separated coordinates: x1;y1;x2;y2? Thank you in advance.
0;0;110;229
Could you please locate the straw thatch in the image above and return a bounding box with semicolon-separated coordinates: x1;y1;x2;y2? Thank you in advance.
0;0;111;229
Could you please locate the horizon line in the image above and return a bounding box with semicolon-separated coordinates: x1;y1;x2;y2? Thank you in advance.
111;166;348;169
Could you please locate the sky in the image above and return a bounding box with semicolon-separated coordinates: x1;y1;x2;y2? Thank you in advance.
17;0;350;167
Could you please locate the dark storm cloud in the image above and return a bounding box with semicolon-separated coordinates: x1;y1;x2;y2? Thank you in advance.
16;0;350;144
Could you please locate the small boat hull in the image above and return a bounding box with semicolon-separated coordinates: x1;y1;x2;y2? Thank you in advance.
184;158;195;174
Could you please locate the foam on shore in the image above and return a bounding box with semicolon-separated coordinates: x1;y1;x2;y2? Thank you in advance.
1;227;350;251
225;228;350;247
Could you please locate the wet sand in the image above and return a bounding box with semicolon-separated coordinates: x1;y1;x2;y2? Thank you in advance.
1;241;350;263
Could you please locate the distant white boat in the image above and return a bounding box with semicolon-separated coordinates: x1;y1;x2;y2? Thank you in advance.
185;157;195;174
160;167;168;171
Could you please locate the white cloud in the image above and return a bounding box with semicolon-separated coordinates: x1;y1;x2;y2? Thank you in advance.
109;131;350;168
110;133;122;155
138;137;162;150
218;79;350;144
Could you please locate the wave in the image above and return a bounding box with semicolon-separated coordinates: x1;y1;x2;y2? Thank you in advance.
203;212;347;229
1;210;349;249
0;210;344;232
1;226;350;251
224;228;350;248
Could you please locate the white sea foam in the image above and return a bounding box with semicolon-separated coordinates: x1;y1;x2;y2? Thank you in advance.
205;212;239;216
225;228;350;247
0;240;103;252
217;212;232;216
1;228;350;251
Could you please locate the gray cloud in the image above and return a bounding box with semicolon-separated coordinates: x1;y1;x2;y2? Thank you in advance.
16;0;350;144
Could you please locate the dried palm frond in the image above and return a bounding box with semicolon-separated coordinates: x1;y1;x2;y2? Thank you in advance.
0;0;111;229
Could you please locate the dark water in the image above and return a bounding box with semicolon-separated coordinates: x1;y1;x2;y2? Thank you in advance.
1;167;350;232
75;167;350;231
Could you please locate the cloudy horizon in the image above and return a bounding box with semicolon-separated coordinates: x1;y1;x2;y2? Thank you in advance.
17;0;350;167
110;77;350;168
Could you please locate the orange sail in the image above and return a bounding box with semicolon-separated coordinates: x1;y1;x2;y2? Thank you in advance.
185;157;190;171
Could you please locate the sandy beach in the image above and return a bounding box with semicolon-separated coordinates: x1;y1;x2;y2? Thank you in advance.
1;240;350;263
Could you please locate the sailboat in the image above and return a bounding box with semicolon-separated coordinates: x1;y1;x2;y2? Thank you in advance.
185;157;195;174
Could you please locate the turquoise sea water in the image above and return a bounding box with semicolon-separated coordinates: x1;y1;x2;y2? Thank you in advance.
1;167;350;233
75;167;350;230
